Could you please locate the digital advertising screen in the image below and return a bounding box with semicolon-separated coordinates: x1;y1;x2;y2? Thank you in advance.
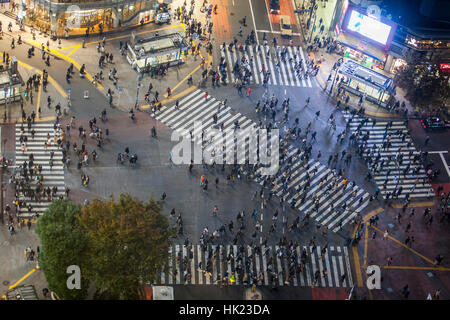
342;7;397;50
347;10;391;45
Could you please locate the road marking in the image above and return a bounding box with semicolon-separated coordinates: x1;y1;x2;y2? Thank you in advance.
391;201;434;209
164;63;202;98
16;60;67;99
56;44;81;51
263;0;274;32
141;86;198;110
382;265;450;271
363;225;368;268
351;246;363;287
370;224;437;266
361;208;384;223
26;39;104;91
256;29;301;36
35;70;43;120
249;0;260;45
66;44;81;57
438;152;450;179
17;60;34;70
8;268;37;290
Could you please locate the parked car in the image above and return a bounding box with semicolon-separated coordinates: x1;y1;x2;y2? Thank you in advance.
420;117;447;131
280;15;292;37
156;12;170;24
269;0;280;14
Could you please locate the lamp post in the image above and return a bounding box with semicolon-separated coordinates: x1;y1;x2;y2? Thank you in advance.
1;138;6;225
134;74;142;109
329;58;343;95
308;3;318;43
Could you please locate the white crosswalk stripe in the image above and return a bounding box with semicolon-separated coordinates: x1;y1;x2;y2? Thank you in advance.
219;45;316;87
14;123;65;218
343;112;434;199
151;89;274;164
154;244;353;287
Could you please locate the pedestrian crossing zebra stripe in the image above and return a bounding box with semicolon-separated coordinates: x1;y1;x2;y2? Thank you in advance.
344;112;435;199
15;123;65;218
256;145;370;233
220;45;316;87
150;90;367;232
154;244;353;287
151;90;270;164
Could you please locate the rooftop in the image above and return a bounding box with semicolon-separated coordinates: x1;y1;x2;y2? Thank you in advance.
339;60;394;91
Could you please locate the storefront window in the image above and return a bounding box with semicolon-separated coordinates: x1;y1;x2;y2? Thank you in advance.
343;47;385;69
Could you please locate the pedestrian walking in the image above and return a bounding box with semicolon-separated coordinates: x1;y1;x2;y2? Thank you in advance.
387;256;392;266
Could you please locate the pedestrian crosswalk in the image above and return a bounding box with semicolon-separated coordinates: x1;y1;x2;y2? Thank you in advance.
151;90;369;232
154;244;354;288
219;45;317;87
343;112;434;199
255;145;370;233
14;123;65;218
152;89;264;162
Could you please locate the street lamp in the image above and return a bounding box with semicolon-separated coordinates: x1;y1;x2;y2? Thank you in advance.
308;3;318;43
329;58;343;95
1;138;6;225
135;74;142;109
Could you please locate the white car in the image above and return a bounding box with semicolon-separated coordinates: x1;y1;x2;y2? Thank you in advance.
156;13;170;24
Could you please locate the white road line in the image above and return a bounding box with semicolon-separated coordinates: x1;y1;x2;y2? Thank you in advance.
248;0;260;45
262;0;273;33
438;152;450;179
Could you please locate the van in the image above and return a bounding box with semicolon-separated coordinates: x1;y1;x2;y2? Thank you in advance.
280;16;292;37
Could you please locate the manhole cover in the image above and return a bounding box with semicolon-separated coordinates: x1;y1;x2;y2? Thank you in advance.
3;280;10;286
427;272;434;278
230;12;234;15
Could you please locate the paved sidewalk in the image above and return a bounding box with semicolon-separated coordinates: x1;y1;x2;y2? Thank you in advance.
1;11;209;113
355;202;450;300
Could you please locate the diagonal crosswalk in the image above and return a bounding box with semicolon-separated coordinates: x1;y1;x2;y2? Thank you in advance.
151;90;369;232
14;123;65;218
255;145;370;233
152;89;262;162
343;112;434;199
219;45;316;87
154;244;354;288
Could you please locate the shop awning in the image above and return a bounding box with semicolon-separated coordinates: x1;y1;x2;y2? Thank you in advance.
337;32;387;62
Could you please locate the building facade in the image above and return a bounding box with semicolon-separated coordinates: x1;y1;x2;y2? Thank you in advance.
306;0;450;74
14;0;171;36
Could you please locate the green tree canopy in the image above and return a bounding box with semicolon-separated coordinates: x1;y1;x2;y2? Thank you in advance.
77;194;174;299
36;200;90;300
395;52;450;111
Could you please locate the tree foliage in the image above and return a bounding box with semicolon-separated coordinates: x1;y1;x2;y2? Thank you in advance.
395;52;450;111
77;194;174;299
36;200;90;300
36;195;173;300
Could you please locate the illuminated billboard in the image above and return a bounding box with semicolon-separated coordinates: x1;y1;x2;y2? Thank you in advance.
347;10;391;45
341;7;397;51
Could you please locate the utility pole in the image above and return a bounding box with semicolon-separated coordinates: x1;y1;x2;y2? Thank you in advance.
329;58;343;95
134;74;142;109
1;136;5;225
